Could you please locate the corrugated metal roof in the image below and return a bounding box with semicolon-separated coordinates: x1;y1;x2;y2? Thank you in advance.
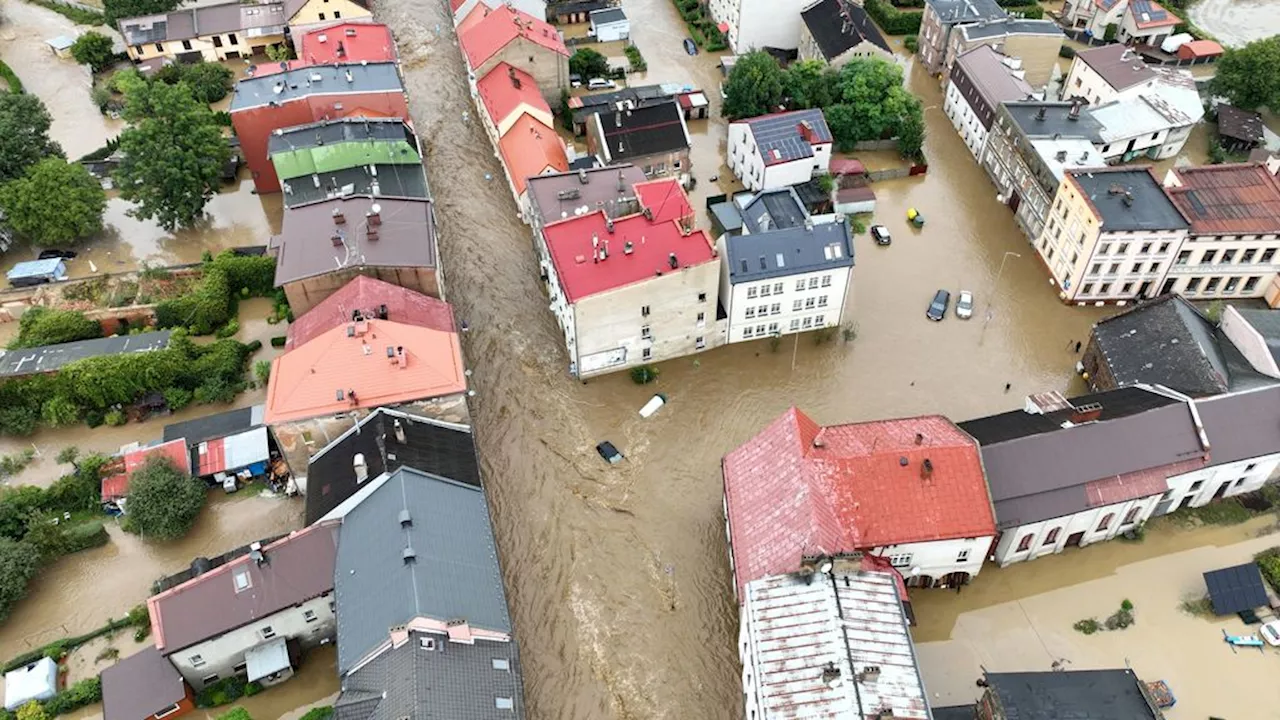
197;426;270;476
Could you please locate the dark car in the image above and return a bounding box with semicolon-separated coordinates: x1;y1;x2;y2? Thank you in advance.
37;249;77;260
684;38;698;55
596;441;625;464
870;225;891;246
926;289;950;321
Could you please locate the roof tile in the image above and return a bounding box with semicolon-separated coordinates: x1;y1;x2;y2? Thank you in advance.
458;5;568;70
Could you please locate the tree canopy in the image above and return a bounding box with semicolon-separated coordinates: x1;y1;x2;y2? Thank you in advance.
154;62;234;104
569;48;610;80
0;538;41;621
71;31;116;73
216;709;253;720
722;51;785;120
114;78;230;231
0;93;63;183
9;307;102;349
104;0;180;25
124;455;207;540
1212;36;1280;111
0;158;106;246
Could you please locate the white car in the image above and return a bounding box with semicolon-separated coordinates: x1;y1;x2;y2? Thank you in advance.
1262;620;1280;646
956;290;974;319
870;225;891;246
587;78;616;90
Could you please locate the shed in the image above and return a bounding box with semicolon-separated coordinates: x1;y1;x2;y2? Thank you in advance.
101;438;193;503
1177;40;1223;61
588;7;629;42
4;657;58;711
835;185;876;215
678;91;709;120
1203;562;1267;615
6;258;67;288
1216;104;1264;153
829;157;867;176
195;425;271;478
46;35;77;58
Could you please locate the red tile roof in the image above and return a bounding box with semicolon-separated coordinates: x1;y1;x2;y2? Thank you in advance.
1177;39;1223;59
498;114;569;194
632;178;693;224
1164;163;1280;235
101;439;193;502
285;275;456;351
1128;0;1178;27
477;62;552;131
296;22;398;66
722;407;996;599
458;5;568;71
542;185;716;302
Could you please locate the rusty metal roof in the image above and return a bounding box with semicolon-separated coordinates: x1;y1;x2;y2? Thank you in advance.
740;570;929;719
1164;162;1280;235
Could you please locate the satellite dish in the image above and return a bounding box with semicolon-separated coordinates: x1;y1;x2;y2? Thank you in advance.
818;560;833;574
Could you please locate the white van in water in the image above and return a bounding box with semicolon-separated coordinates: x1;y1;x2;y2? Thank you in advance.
587;78;616;90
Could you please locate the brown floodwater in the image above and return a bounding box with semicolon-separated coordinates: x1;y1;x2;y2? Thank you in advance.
1188;0;1280;47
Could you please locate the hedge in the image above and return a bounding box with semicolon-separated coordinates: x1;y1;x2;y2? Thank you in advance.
62;521;109;554
0;60;22;94
154;252;276;336
1258;547;1280;592
3;606;149;672
863;0;922;35
42;677;102;715
21;0;105;25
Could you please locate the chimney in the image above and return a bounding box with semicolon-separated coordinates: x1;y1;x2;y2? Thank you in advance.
1122;191;1134;207
1069;402;1103;424
332;207;346;224
331;233;343;246
859;666;882;682
1055;150;1068;162
394;418;406;444
367;203;382;226
395;345;407;368
1036;106;1047;121
1069;100;1081;120
821;662;842;687
914;432;924;445
579;169;589;184
920;458;934;480
615;111;623;128
668;252;678;269
347;388;357;405
366;227;379;241
345;69;353;83
249;541;266;566
353;453;368;483
624;241;634;255
508;65;521;88
798;120;814;142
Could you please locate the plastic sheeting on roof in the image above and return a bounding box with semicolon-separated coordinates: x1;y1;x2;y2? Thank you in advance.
4;658;57;711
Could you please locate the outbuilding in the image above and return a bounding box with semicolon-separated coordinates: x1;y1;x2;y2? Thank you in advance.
4;657;57;711
588;7;629;42
6;258;67;288
46;35;77;59
1176;39;1223;62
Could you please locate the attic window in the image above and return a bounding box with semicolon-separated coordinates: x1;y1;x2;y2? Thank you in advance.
492;658;510;671
233;568;251;593
496;698;515;710
420;637;436;650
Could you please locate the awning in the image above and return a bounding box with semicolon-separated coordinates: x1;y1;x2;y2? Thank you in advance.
1203;563;1267;615
245;637;291;683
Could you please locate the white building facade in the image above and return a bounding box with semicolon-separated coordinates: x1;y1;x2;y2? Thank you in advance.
727;110;833;192
588;8;629;42
867;537;992;587
991;493;1161;566
707;0;813;52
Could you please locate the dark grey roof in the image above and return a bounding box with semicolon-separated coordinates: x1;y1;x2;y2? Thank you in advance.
1234;308;1280;367
1090;294;1229;396
710;202;745;235
742;110;833;165
231;62;403;112
1069;168;1190;232
164;405;263;446
741;188;809;232
725;219;854;284
801;0;891;60
589;7;626;24
306;407;481;525
958;387;1205;527
119;2;286;45
1075;44;1157;92
267;118;416;156
984;670;1160;719
525;165;647;227
0;330;172;379
926;0;1006;24
282;164;430;207
273;196;436;286
571;84;674;125
960;17;1062;39
1195;385;1280;467
333;466;513;674
931;706;976;720
594;101;689;163
1217;104;1264;143
335;629;524;720
1203;562;1267;615
1215;325;1277;392
1004;101;1104;142
101;647;189;720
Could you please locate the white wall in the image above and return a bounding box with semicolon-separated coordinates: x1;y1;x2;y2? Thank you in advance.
1162;233;1280;300
944;78;988;160
712;0;812;52
168;593;336;688
1221;305;1280;377
592;19;629;42
725;266;851;342
728;123;830;192
1062;56;1122;105
1157;454;1280;515
993;494;1161;566
869;536;993;585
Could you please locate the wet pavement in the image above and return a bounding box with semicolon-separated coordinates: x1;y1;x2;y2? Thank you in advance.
1188;0;1280;48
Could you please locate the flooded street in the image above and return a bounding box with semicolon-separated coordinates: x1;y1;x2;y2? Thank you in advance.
1188;0;1280;47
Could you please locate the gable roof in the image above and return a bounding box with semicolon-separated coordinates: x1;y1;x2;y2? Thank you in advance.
295;21;393;66
284;0;369;19
594;101;690;163
954;45;1034;108
231;62;403;112
1076;44;1156;92
1163;162;1280;235
0;330;171;380
498;114;570;194
265;317;465;424
101;647;189;720
925;0;1005;24
101;438;193;503
1194;385;1280;468
801;0;891;60
272;196;437;286
286;275;456;350
333;466;514;673
737;110;833;166
164;405;264;447
722;408;996;599
984;669;1161;719
118;1;285;45
148;523;339;653
1216;104;1265;144
1126;0;1177;27
959;17;1062;39
458;5;567;70
726;219;854;283
477;62;553;131
1090;294;1229;396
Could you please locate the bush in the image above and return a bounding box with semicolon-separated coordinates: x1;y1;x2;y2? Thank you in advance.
41;678;102;715
156;267;231;335
103;408;126;426
1005;3;1043;17
0;449;35;479
1257;547;1280;591
215;319;240;339
245;339;262;353
215;709;253;720
1059;45;1076;59
10;308;102;350
0;60;23;94
299;709;334;720
624;44;647;72
271;336;287;348
163;386;193;411
569;49;609;80
70;32;116;73
630;365;659;384
24;0;104;24
1103;23;1118;41
62;521;109;554
903;35;919;53
196;676;249;708
155;62;233;105
1072;618;1100;634
863;0;922;35
124;455;207;541
254;360;271;385
0;539;41;622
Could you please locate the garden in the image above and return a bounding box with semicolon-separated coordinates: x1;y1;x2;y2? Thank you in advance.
669;0;728;51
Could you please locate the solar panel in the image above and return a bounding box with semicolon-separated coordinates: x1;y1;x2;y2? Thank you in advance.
747;111;832;164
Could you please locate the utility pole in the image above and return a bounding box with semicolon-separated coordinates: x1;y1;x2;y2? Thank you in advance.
791;330;799;372
983;251;1021;333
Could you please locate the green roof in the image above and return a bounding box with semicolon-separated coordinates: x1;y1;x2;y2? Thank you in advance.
271;138;421;181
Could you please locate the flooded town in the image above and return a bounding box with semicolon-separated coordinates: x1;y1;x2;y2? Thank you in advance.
2;0;1280;716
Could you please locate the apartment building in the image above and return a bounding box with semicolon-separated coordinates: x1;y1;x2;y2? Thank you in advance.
706;0;813;52
458;4;569;104
1062;44;1155;105
587;101;691;178
1037;167;1189;304
523;164;646;233
728;109;832;192
944;19;1063;88
283;0;372;29
475;63;555;147
119;1;286;63
917;0;1005;76
944;46;1033;160
267;118;426;208
453;0;547;26
798;0;893;68
1161;163;1280;302
1089;74;1202;162
1061;0;1178;46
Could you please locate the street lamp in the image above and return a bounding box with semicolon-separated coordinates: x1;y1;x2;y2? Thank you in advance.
982;251;1021;333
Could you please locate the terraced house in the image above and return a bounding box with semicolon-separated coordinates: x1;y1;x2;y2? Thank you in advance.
119;0;286;63
268;118;427;208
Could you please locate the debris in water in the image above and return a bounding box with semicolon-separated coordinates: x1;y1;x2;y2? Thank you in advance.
596;441;624;464
485;173;492;181
639;394;667;418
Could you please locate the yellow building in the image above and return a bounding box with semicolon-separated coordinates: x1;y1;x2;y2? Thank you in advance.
284;0;372;30
119;1;287;63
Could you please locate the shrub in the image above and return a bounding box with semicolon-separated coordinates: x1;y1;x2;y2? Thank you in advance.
70;32;116;73
903;35;919;53
624;44;647;72
1257;547;1280;591
0;60;23;94
1059;45;1077;59
24;0;104;24
245;339;262;353
124;455;207;541
630;365;659;384
62;521;109;554
215;709;253;720
254;360;271;385
163;386;193;411
104;408;126;426
1073;618;1100;634
155;267;231;335
271;336;287;348
215;319;240;339
0;449;35;479
196;676;249;708
42;677;102;715
1103;23;1118;41
0;539;41;621
299;708;334;720
863;0;922;35
10;308;102;349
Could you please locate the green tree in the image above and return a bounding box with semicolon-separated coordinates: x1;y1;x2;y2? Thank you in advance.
156;62;234;104
0;93;63;183
114;80;229;231
0;158;106;246
1212;36;1280;110
103;0;180;25
265;43;293;62
10;307;102;349
23;513;70;563
722;51;785;120
782;60;838;109
16;700;49;720
569;48;610;79
125;455;206;540
216;708;253;720
70;32;116;73
824;58;923;151
896;110;926;161
0;538;41;621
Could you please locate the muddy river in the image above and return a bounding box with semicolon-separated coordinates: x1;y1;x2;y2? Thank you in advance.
1188;0;1280;48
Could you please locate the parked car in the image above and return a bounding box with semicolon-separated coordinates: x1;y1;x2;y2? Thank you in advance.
570;73;583;88
870;225;891;246
926;289;950;321
955;290;974;319
37;249;78;260
1262;620;1280;647
684;38;698;55
587;78;616;90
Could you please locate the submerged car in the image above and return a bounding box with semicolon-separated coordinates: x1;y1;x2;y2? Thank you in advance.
926;289;950;321
1262;620;1280;647
955;290;974;319
870;225;891;246
596;441;625;464
684;38;698;55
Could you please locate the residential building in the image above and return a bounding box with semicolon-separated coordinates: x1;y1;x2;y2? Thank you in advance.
976;669;1164;719
1161;163;1280;302
293;22;397;67
587;101;692;178
283;0;370;28
327;466;525;718
981;101;1105;240
458;4;569;104
566;83;681;135
706;0;814;52
739;568;930;720
958;386;1208;566
0;330;171;380
475;62;555;146
229;62;408;193
100;438;193;505
1061;45;1156;106
118;1;286;64
499;114;571;207
1038;167;1189;303
267;118;427;208
453;0;548;26
723;407;997;598
944;19;1064;88
917;0;1006;76
798;0;893;68
1221;306;1280;378
1177;38;1223;62
944;46;1033;160
540;179;718;377
100;647;195;720
728;109;833;192
547;0;609;24
1061;0;1178;47
715;189;855;342
589;7;628;41
147;524;340;689
524;164;646;233
165;405;265;456
1087;70;1203;162
285;274;455;350
270;195;439;315
1217;104;1265;154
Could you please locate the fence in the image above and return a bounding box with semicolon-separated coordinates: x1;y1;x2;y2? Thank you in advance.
850;139;899;152
865;165;928;182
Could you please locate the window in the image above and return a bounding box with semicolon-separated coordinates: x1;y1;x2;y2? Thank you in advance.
641;325;651;339
795;280;805;291
817;296;828;308
1202;249;1217;264
1158;242;1170;253
1099;282;1111;294
233;661;247;674
1099;243;1111;255
1242;249;1257;263
1129;262;1140;273
318;11;326;19
155;703;183;718
202;674;219;686
1081;282;1094;295
759;285;771;297
190;654;206;668
228;33;238;45
1043;527;1060;546
746;287;757;299
814;315;825;325
261;626;276;640
1246;463;1258;473
181;39;192;50
1206;277;1221;292
821;275;832;287
1190;480;1204;491
1148;262;1159;273
1122;282;1133;294
233;568;251;592
1109;262;1119;274
1261;249;1276;263
1244;276;1260;292
956;549;970;563
1223;249;1237;263
641;305;650;316
695;336;705;349
1140;242;1151;254
807;277;819;290
1017;534;1033;552
1225;276;1240;293
1123;507;1141;525
1176;250;1191;265
888;553;912;567
1118;243;1129;254
745;307;756;319
769;303;780;315
154;42;164;52
755;324;766;335
1186;277;1202;292
767;322;779;333
1090;263;1101;275
804;298;815;309
698;292;707;302
772;283;783;294
696;311;705;325
212;35;223;48
642;347;652;360
802;317;813;329
1096;513;1114;532
789;319;800;331
792;299;802;312
304;609;317;623
743;326;754;339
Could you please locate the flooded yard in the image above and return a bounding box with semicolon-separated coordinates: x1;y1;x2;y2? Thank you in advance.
1189;0;1280;47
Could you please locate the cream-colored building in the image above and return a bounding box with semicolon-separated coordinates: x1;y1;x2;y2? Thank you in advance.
943;18;1063;89
797;0;894;68
120;1;286;63
1037;167;1189;304
284;0;371;29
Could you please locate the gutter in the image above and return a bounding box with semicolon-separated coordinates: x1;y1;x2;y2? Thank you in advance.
1143;383;1211;458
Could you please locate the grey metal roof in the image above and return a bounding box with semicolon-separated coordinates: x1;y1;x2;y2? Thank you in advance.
926;0;1006;24
1090;294;1229;397
334;466;513;674
1075;44;1156;92
801;0;892;60
281;164;430;207
1004;101;1103;142
1069;168;1190;232
163;405;263;446
954;46;1033;110
231;62;403;112
267;118;416;156
273;196;436;286
0;331;172;379
725;219;854;284
525;165;646;227
742;110;832;165
119;1;285;45
984;669;1160;719
1234;308;1280;367
1194;384;1280;467
589;7;626;24
960;17;1062;40
101;647;188;720
740;188;809;233
335;629;524;720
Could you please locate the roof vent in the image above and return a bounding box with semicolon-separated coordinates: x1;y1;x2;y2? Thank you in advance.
579;169;589;184
393;418;406;443
668;252;678;269
858;665;882;682
624;241;634;255
354;452;368;483
1069;402;1103;424
398;509;412;527
402;547;417;563
914;433;924;445
1036;106;1046;121
557;188;581;200
921;458;934;479
821;662;842;687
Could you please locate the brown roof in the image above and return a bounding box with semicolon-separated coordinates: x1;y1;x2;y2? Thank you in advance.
1165;163;1280;235
526;164;647;227
955;45;1034;108
1076;44;1156;92
101;647;188;720
148;523;339;653
272;196;437;286
1216;104;1264;144
285;275;455;350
